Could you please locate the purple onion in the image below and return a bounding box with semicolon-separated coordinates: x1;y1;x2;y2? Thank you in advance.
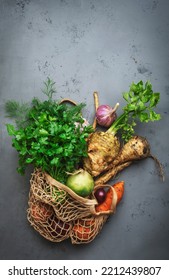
94;188;106;203
96;103;119;127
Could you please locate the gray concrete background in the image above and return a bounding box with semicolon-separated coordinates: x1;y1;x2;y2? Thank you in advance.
0;0;169;260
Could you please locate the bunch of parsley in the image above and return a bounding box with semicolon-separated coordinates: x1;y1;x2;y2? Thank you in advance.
5;78;93;183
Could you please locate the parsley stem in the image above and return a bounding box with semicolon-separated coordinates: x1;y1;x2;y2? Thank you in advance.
107;113;127;135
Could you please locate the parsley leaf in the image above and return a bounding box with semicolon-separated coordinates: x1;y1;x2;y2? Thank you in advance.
108;80;161;141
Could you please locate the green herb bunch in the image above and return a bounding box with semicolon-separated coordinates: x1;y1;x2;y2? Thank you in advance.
107;80;161;142
5;78;93;183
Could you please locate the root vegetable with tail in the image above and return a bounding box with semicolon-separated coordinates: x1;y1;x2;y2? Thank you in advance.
95;135;164;185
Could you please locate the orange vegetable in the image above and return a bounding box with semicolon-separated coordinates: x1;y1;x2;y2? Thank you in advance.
113;181;124;204
95;181;124;212
95;187;113;212
73;225;91;240
73;219;95;240
31;202;53;222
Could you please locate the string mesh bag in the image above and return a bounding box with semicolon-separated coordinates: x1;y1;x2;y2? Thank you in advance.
70;185;118;244
27;191;72;242
70;214;109;244
28;170;118;243
30;168;98;222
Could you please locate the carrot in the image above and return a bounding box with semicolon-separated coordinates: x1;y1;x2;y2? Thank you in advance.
113;181;124;204
95;187;114;212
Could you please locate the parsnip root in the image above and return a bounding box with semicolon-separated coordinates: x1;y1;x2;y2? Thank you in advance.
95;135;164;185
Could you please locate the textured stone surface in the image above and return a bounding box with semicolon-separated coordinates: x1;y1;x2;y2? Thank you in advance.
0;0;169;259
